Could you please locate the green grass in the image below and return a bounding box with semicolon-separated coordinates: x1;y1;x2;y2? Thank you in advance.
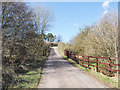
63;56;118;88
13;69;42;88
10;54;49;88
119;75;120;88
57;48;118;88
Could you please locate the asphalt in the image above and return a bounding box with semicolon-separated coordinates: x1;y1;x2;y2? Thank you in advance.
38;47;107;88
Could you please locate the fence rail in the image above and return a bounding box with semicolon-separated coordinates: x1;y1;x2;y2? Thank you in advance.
64;50;120;77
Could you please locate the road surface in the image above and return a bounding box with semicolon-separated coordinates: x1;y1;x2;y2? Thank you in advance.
38;47;107;88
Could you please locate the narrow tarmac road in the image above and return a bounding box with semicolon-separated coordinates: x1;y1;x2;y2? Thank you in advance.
38;47;107;88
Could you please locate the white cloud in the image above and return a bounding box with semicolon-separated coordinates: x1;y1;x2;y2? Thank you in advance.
102;0;112;16
103;10;108;16
102;0;110;9
73;24;79;26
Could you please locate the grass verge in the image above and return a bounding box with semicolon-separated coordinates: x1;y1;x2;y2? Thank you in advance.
57;47;118;88
11;54;49;88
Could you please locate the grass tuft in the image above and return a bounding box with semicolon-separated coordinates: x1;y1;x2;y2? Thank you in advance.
10;55;49;88
57;48;118;88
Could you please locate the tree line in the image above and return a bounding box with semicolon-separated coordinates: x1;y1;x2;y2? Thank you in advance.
2;2;54;89
58;11;119;66
59;11;118;57
45;33;62;43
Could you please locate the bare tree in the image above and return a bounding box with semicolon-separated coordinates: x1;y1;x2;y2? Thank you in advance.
56;35;62;43
2;2;53;89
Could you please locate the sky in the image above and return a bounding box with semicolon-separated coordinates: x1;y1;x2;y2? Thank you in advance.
27;1;118;43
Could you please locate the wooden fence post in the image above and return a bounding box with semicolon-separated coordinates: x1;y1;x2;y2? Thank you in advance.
82;56;84;65
76;55;79;64
69;51;70;58
71;52;73;59
64;50;66;56
73;53;75;60
69;52;71;59
109;57;112;76
67;51;69;58
88;57;90;69
71;53;73;59
96;58;99;72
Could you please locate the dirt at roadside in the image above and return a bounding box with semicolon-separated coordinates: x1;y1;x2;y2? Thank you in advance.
38;47;107;88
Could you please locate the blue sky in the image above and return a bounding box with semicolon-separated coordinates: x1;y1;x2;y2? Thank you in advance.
27;2;117;43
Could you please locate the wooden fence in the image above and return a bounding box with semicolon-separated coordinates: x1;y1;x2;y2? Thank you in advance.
64;50;120;77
